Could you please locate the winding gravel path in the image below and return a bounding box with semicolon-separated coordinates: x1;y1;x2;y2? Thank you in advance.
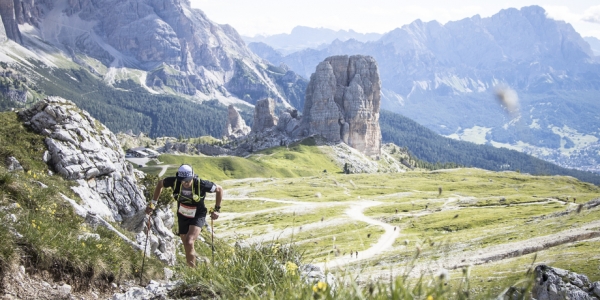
317;201;401;269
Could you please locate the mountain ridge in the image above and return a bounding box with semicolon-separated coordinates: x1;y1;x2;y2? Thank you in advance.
0;0;308;109
243;26;382;55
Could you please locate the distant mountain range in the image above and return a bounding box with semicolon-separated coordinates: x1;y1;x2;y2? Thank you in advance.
247;6;600;174
243;26;382;55
585;36;600;56
0;0;307;110
1;2;599;178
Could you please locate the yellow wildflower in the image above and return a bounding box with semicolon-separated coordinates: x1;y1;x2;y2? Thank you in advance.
285;261;298;275
313;281;327;293
427;296;434;300
15;203;20;208
271;243;280;254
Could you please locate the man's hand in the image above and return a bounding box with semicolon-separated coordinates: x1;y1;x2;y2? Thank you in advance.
145;206;154;215
145;202;156;215
210;211;219;220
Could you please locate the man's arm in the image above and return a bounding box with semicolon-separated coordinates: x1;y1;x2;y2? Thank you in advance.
215;185;223;208
145;179;164;214
210;184;223;220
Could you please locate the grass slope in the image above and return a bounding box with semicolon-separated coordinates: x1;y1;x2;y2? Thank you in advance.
0;111;163;293
146;139;342;181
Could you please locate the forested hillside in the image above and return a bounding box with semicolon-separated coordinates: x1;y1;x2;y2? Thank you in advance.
11;60;233;139
380;110;600;185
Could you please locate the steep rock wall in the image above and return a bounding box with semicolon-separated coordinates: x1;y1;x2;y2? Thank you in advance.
18;97;175;264
223;104;250;139
302;55;381;156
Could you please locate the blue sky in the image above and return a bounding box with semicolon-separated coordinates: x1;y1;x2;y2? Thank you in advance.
190;0;600;38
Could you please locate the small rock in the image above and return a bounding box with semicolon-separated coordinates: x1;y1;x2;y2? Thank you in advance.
33;181;48;188
6;157;24;172
164;268;174;281
592;282;600;297
6;214;17;222
57;283;72;296
78;232;101;241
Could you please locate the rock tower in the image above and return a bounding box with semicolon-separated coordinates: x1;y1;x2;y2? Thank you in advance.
223;105;251;139
302;55;382;156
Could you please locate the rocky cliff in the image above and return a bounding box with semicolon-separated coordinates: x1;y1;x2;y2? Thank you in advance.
0;0;22;44
223;104;250;139
0;10;7;42
0;0;307;109
18;97;175;264
301;55;381;156
252;98;278;133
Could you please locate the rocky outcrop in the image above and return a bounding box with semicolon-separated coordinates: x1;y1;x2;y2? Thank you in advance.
276;109;301;136
6;156;23;172
18;97;175;264
0;0;23;44
301;55;381;156
252;98;278;133
0;12;7;42
161;140;232;156
223;105;250;139
532;265;600;300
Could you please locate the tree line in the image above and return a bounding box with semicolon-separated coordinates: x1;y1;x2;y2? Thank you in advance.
380;110;600;185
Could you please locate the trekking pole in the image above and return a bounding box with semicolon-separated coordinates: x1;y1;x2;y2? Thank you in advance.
140;214;152;286
211;216;215;264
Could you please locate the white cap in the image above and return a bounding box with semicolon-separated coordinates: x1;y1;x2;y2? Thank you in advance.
177;165;194;181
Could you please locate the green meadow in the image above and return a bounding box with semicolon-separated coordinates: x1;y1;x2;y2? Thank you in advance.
133;140;600;298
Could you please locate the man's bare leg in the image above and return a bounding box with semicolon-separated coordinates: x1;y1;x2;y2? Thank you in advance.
180;225;202;267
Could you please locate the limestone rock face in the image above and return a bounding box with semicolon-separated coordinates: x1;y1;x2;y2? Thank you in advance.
5;0;306;109
276;109;301;135
532;265;600;300
0;13;7;42
0;0;22;44
223;105;250;139
302;55;381;156
252;98;278;133
19;97;175;264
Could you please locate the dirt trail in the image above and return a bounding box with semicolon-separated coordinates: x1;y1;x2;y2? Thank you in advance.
316;201;401;269
220;199;402;267
157;165;170;177
217;197;349;242
365;219;600;280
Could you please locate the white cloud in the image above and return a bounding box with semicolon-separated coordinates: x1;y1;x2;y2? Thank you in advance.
582;5;600;24
543;5;581;23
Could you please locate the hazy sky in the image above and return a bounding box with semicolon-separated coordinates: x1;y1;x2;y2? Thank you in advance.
190;0;600;38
